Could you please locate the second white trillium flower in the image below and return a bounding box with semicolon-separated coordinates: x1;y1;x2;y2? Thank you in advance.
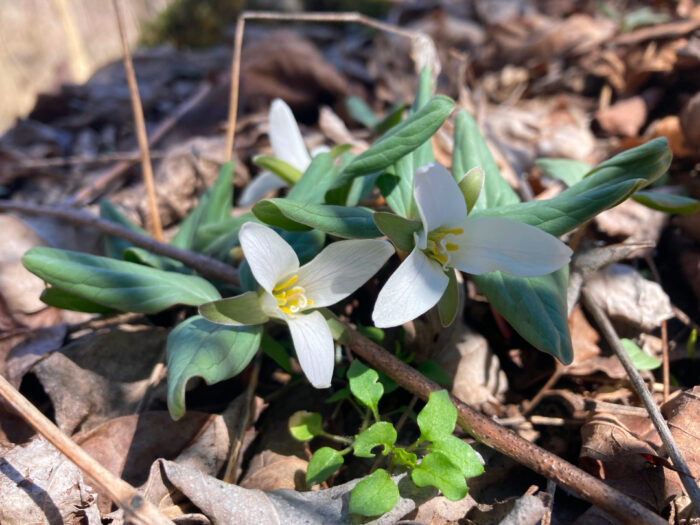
200;222;393;388
239;99;327;206
372;163;573;328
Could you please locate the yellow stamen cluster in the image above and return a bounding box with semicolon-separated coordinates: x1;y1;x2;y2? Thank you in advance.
273;274;312;315
425;227;463;268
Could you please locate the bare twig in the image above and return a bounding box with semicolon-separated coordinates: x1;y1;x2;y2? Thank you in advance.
0;374;174;525
0;200;239;285
582;288;700;515
12;151;166;170
111;0;162;241
523;362;564;416
224;10;425;159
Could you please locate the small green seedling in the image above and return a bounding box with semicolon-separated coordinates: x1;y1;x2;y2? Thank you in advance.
289;360;484;517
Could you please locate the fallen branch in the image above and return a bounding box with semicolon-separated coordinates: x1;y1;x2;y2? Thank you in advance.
1;199;668;523
0;200;239;285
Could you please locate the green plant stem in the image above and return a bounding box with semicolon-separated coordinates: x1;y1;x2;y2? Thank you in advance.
320;432;353;445
7;200;668;524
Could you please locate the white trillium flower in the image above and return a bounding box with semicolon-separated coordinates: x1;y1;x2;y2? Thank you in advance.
372;163;573;328
201;222;393;388
239;99;328;206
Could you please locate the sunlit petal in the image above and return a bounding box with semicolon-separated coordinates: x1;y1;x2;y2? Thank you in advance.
238;171;288;206
372;247;448;328
286;310;334;388
414;163;468;233
296;239;394;308
239;222;299;294
269;99;312;172
449;217;573;276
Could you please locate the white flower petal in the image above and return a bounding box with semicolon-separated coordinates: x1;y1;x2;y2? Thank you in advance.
450;216;573;277
238;171;288;206
296;239;394;308
239;222;299;294
414;163;468;233
372;247;449;328
286;310;334;388
269;98;311;172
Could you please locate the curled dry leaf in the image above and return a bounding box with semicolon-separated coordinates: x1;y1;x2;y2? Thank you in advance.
0;437;99;525
584;264;673;331
433;319;508;407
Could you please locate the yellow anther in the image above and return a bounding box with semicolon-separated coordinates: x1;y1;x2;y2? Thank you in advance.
273;274;299;292
272;274;311;316
424;227;463;268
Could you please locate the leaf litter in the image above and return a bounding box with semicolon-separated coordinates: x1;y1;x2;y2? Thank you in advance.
1;1;700;523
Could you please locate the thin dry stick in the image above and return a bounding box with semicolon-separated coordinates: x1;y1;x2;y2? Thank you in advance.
223;351;262;483
13;151;166;170
110;0;163;240
71;81;213;205
224;10;421;159
523;362;564;416
0;374;174;525
582;288;700;515
0;200;240;285
4;199;668;523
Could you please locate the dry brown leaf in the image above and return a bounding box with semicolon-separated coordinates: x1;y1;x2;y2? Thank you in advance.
4;323;67;387
433;319;509;407
595;197;668;242
491;14;615;65
580;413;665;510
113;136;232;229
0;214;49;314
662;387;700;497
411;493;478;524
74;411;228;514
0;436;100;524
585;264;673;331
565;306;628;377
239;450;308;491
110;459;433;525
29;326;168;434
595;96;648;137
240;31;348;115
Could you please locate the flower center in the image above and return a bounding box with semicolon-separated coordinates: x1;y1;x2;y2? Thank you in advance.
424;227;463;268
272;274;312;315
